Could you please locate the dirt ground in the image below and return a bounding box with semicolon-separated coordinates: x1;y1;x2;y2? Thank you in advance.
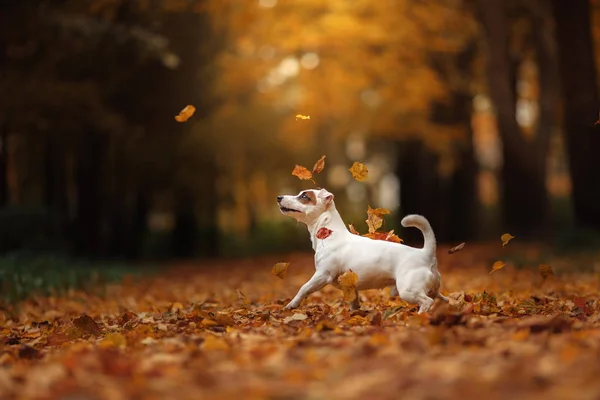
1;244;600;400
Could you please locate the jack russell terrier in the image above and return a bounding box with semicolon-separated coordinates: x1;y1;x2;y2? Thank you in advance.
277;188;448;314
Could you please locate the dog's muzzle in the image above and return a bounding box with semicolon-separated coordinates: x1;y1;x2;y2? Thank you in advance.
277;195;301;213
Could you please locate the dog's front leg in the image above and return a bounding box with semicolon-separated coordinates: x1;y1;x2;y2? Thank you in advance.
285;270;332;309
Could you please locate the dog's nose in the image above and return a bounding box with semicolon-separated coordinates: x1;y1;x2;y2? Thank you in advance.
277;196;283;203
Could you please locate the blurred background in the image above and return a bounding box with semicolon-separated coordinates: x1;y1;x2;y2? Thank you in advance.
1;0;600;263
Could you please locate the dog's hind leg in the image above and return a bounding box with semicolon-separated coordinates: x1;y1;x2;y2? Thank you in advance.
437;292;449;302
397;288;435;314
285;270;332;310
389;286;399;297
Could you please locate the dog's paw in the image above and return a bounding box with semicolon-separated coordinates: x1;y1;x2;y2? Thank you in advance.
284;302;298;310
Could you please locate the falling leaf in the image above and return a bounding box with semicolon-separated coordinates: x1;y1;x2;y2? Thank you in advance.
448;242;465;254
348;224;359;235
72;314;102;337
271;262;290;279
316;227;333;239
312;155;326;174
490;261;506;274
539;264;554;280
235;289;246;301
348;161;368;182
338;270;359;302
384;230;402;243
295;114;311;120
366;205;388;233
501;233;515;247
174;105;196;122
292;165;313;181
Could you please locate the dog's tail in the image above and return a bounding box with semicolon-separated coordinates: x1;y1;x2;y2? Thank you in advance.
401;214;436;258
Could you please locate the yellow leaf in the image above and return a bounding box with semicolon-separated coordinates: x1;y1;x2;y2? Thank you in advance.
539;264;554;280
99;333;127;349
490;261;506;274
365;205;386;233
346;315;369;326
312;155;326;174
291;165;313;181
348;161;368;182
175;105;196;122
203;335;229;351
271;262;290;279
501;233;515;247
338;270;358;302
295;114;311;120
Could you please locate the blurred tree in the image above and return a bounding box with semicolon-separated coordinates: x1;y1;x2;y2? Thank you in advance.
553;0;600;231
477;0;558;237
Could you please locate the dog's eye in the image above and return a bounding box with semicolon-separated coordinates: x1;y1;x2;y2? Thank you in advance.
299;193;307;199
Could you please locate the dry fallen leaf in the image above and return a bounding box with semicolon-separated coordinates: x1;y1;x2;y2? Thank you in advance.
573;296;590;314
271;262;290;279
363;230;402;243
312;155;326;174
348;161;368;182
448;242;465;254
338;270;359;302
539;264;554;280
295;114;311;120
490;261;506;274
292;165;313;181
501;233;515;247
283;313;308;324
316;227;333;240
348;224;359;235
72;314;102;337
175;105;196;122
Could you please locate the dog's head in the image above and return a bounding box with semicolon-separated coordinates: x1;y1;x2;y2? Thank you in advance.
277;188;334;224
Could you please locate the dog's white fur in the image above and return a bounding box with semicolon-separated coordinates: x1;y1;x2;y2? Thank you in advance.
277;188;448;314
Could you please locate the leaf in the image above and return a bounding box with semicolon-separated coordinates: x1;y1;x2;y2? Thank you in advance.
573;296;590;314
235;289;246;301
490;261;506;274
348;161;368;182
271;262;290;279
295;114;311;120
448;242;465;254
539;264;554;280
72;314;102;337
283;313;308;324
501;233;515;247
362;230;403;243
316;227;333;239
292;165;313;180
348;224;359;235
174;105;196;122
384;230;403;243
338;270;358;302
366;205;388;233
99;333;127;349
312;155;326;174
202;335;229;351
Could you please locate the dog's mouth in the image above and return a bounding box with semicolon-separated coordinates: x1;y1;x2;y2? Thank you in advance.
280;206;301;213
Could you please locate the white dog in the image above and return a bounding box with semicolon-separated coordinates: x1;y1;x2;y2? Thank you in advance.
277;188;448;314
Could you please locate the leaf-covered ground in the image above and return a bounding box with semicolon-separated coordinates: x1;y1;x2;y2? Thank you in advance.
1;244;600;400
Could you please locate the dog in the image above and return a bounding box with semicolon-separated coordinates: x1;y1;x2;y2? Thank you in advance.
277;188;448;314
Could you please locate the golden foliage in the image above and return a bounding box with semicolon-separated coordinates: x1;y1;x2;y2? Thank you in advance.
174;105;196;122
337;270;359;302
348;161;369;182
271;262;290;279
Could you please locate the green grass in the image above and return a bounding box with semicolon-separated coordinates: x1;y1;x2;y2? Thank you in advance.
0;252;151;306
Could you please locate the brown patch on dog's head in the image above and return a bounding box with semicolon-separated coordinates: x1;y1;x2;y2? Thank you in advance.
298;190;317;205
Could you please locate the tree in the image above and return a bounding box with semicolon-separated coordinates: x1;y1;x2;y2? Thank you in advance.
553;0;600;231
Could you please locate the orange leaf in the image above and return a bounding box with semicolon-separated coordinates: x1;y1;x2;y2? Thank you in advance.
312;155;326;174
295;114;311;120
348;224;359;235
348;161;368;182
292;165;313;180
501;233;515;247
175;105;196;122
271;262;290;279
490;261;506;274
448;242;465;254
338;270;358;302
384;230;403;243
366;205;387;233
72;314;102;337
316;227;333;239
539;264;554;280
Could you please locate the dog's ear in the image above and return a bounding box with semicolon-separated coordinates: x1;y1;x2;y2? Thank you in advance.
318;189;334;205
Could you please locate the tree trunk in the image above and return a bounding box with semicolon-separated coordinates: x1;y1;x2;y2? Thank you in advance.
397;140;445;244
0;127;7;207
552;0;600;230
477;0;553;238
75;132;106;257
171;190;198;259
